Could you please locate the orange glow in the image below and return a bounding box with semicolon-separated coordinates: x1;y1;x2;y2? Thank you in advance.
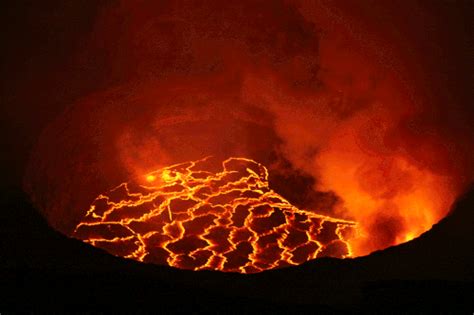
312;110;457;256
22;0;472;276
73;157;357;273
145;175;156;182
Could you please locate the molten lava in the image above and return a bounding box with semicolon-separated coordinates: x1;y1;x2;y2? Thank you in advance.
74;157;357;273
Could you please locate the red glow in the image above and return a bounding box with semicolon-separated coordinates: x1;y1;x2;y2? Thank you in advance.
23;1;474;272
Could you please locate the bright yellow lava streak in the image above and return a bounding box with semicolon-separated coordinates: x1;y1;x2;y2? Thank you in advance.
73;157;357;273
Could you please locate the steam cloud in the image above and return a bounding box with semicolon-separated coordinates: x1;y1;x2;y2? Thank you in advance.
25;0;474;256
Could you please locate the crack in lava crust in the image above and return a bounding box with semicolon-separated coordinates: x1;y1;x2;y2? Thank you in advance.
73;157;357;273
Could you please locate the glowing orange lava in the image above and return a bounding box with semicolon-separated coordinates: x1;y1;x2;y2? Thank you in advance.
74;157;357;273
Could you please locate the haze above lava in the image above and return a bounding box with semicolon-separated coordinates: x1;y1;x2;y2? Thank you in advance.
24;0;474;270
